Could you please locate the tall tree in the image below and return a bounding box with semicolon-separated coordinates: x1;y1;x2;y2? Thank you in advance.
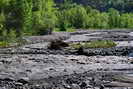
22;0;33;35
33;0;56;35
108;8;120;28
4;0;24;37
68;5;88;28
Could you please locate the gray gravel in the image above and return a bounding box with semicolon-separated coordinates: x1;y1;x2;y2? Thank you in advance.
0;30;133;89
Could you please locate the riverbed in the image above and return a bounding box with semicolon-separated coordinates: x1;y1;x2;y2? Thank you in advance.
0;30;133;89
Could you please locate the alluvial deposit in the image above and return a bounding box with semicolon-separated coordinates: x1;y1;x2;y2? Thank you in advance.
1;30;133;89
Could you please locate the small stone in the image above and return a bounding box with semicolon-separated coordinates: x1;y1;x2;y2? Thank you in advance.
71;84;80;89
4;78;14;81
15;82;23;86
63;84;71;89
80;82;87;88
64;69;67;72
17;78;29;84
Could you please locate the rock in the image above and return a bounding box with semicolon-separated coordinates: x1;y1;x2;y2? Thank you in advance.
77;47;84;55
0;87;7;89
99;84;105;89
78;47;133;56
15;82;23;86
48;40;69;50
66;78;73;84
3;78;14;81
62;81;71;89
71;84;80;89
17;78;29;84
80;82;87;88
128;52;133;57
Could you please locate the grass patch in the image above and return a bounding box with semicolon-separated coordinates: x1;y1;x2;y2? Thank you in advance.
67;28;76;32
70;40;117;49
0;41;10;48
53;28;60;32
70;43;82;49
84;40;117;48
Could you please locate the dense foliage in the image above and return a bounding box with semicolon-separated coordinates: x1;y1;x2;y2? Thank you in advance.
0;0;132;45
55;0;133;12
0;0;56;44
56;1;133;30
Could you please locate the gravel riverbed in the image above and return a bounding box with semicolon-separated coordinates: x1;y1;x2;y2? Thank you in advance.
0;30;133;89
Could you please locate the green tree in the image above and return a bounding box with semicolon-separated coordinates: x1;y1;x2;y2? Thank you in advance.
94;13;109;29
120;13;129;28
33;0;56;35
56;10;70;31
85;9;99;28
22;0;33;35
127;13;133;28
108;8;120;28
0;12;5;36
0;0;10;12
68;5;88;28
4;0;24;37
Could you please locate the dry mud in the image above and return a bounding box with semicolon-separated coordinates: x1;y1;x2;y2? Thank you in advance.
0;30;133;89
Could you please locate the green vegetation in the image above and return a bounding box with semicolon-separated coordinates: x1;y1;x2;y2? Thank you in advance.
57;4;133;29
55;0;133;13
70;43;82;49
83;40;117;48
0;0;132;48
0;0;56;47
70;40;117;49
0;41;10;48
